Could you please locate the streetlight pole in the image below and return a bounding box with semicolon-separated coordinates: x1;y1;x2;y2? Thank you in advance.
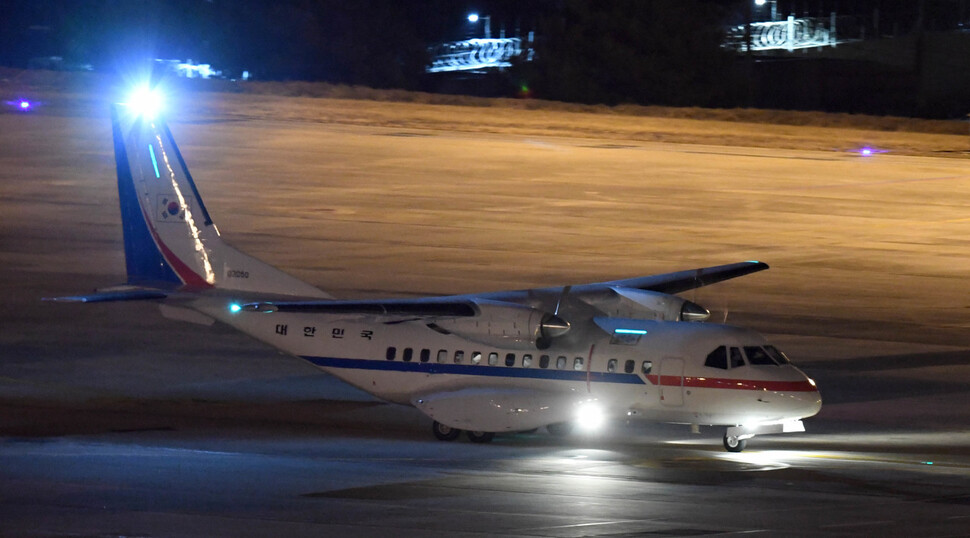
467;13;491;39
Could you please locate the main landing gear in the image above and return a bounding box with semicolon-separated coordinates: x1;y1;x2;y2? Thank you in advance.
432;421;461;441
432;421;494;443
723;433;747;452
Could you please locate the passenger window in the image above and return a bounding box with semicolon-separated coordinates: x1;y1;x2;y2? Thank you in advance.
744;346;775;365
454;350;465;363
624;359;635;373
539;355;550;368
729;347;745;368
573;357;584;371
505;353;516;367
403;348;413;362
607;359;617;373
488;352;498;366
386;347;396;361
522;354;533;367
556;356;567;369
471;351;482;364
764;345;790;364
420;349;430;363
705;346;727;369
641;360;653;374
437;349;448;363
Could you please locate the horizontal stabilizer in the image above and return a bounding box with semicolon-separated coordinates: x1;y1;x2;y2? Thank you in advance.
44;287;169;303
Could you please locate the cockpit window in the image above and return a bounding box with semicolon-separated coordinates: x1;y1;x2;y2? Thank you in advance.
704;346;728;369
729;347;745;368
744;346;776;365
764;345;791;365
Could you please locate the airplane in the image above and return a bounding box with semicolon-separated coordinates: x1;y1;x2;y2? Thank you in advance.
49;99;821;452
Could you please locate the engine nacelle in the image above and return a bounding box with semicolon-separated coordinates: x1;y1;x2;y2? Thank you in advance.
597;287;710;322
428;300;569;350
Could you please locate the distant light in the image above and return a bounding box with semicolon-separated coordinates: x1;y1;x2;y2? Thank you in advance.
854;146;887;157
229;303;242;313
755;0;767;5
19;99;31;110
924;461;934;465
123;85;163;119
614;328;647;335
467;13;479;23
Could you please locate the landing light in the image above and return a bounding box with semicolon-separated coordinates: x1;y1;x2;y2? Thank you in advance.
575;400;605;432
229;303;242;313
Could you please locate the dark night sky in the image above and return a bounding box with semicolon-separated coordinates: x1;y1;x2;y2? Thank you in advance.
1;1;967;116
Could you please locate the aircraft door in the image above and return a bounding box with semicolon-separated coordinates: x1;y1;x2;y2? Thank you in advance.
659;357;685;407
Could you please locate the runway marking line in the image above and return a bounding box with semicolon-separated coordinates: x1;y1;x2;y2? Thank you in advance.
803;452;968;469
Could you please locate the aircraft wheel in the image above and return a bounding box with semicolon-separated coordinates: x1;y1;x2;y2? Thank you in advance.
546;421;573;437
466;431;495;443
723;434;747;452
432;421;461;441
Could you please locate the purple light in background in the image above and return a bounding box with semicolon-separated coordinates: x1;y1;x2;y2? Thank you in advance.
860;147;872;156
19;99;31;110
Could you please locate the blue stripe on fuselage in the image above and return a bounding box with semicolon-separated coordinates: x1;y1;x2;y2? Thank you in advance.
111;107;181;286
302;356;646;384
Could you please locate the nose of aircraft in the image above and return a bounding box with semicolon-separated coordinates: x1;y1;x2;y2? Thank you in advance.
795;374;822;418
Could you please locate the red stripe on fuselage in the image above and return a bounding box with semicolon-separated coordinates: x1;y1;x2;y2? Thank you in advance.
139;204;213;289
646;374;816;392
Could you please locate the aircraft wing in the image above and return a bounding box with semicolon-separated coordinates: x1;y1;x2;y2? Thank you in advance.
242;299;477;317
239;261;768;317
552;260;770;296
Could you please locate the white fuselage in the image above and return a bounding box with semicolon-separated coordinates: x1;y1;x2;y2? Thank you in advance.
202;300;821;431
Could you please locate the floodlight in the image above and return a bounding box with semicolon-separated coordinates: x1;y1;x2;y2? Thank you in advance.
124;85;164;119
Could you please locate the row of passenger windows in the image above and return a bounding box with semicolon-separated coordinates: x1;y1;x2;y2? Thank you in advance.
385;347;653;375
704;345;790;369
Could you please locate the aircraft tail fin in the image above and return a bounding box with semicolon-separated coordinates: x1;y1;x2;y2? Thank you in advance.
110;104;329;299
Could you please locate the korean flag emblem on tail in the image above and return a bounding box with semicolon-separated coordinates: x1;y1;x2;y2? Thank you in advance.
157;195;185;222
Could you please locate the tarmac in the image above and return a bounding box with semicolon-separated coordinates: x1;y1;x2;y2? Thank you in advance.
0;96;968;536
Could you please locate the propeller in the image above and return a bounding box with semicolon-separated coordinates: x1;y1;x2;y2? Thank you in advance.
536;285;572;349
689;268;728;323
